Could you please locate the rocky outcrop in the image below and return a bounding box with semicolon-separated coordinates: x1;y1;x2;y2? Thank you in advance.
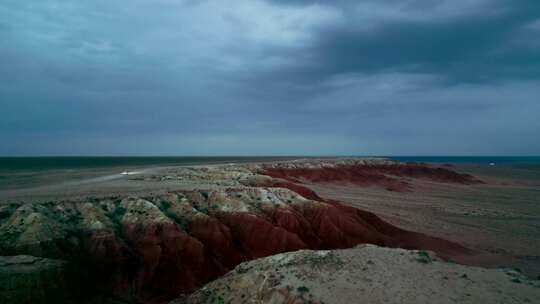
0;255;70;304
0;159;481;302
178;245;540;304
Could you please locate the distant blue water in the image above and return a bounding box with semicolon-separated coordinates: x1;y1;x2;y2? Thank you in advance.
2;156;540;172
0;156;299;172
388;156;540;166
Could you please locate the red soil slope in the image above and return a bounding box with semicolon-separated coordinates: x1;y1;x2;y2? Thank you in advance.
254;180;470;257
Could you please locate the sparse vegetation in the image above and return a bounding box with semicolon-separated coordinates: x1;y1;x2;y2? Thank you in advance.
192;202;209;214
201;191;209;200
416;250;432;264
113;206;127;218
297;286;309;294
0;209;12;219
87;196;100;203
200;289;225;304
160;200;171;210
60;212;82;224
178;218;190;231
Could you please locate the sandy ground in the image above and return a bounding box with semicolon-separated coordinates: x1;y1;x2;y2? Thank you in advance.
308;165;540;278
0;164;241;203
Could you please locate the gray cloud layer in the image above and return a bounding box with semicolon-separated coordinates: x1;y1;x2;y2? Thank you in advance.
1;0;539;155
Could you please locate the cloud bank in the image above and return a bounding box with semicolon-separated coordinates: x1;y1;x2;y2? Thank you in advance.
1;0;539;155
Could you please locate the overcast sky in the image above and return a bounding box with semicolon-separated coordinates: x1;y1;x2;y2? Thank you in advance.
1;0;539;156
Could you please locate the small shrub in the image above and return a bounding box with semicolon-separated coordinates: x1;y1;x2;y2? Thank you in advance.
297;286;309;294
160;200;171;210
0;209;12;219
201;191;209;200
175;217;190;231
192;202;209;214
417;250;432;263
113;206;127;218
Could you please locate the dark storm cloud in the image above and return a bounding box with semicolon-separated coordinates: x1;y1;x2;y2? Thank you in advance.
256;0;540;86
1;0;539;155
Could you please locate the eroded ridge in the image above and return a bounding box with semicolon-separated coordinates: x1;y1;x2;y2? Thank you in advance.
256;158;482;192
0;159;477;302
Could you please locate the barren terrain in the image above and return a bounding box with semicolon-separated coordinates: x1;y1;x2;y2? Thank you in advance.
0;158;538;303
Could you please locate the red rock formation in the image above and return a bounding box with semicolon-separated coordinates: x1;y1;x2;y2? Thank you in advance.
265;207;322;248
218;212;307;259
188;215;244;269
261;163;481;192
372;163;481;184
261;166;411;192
